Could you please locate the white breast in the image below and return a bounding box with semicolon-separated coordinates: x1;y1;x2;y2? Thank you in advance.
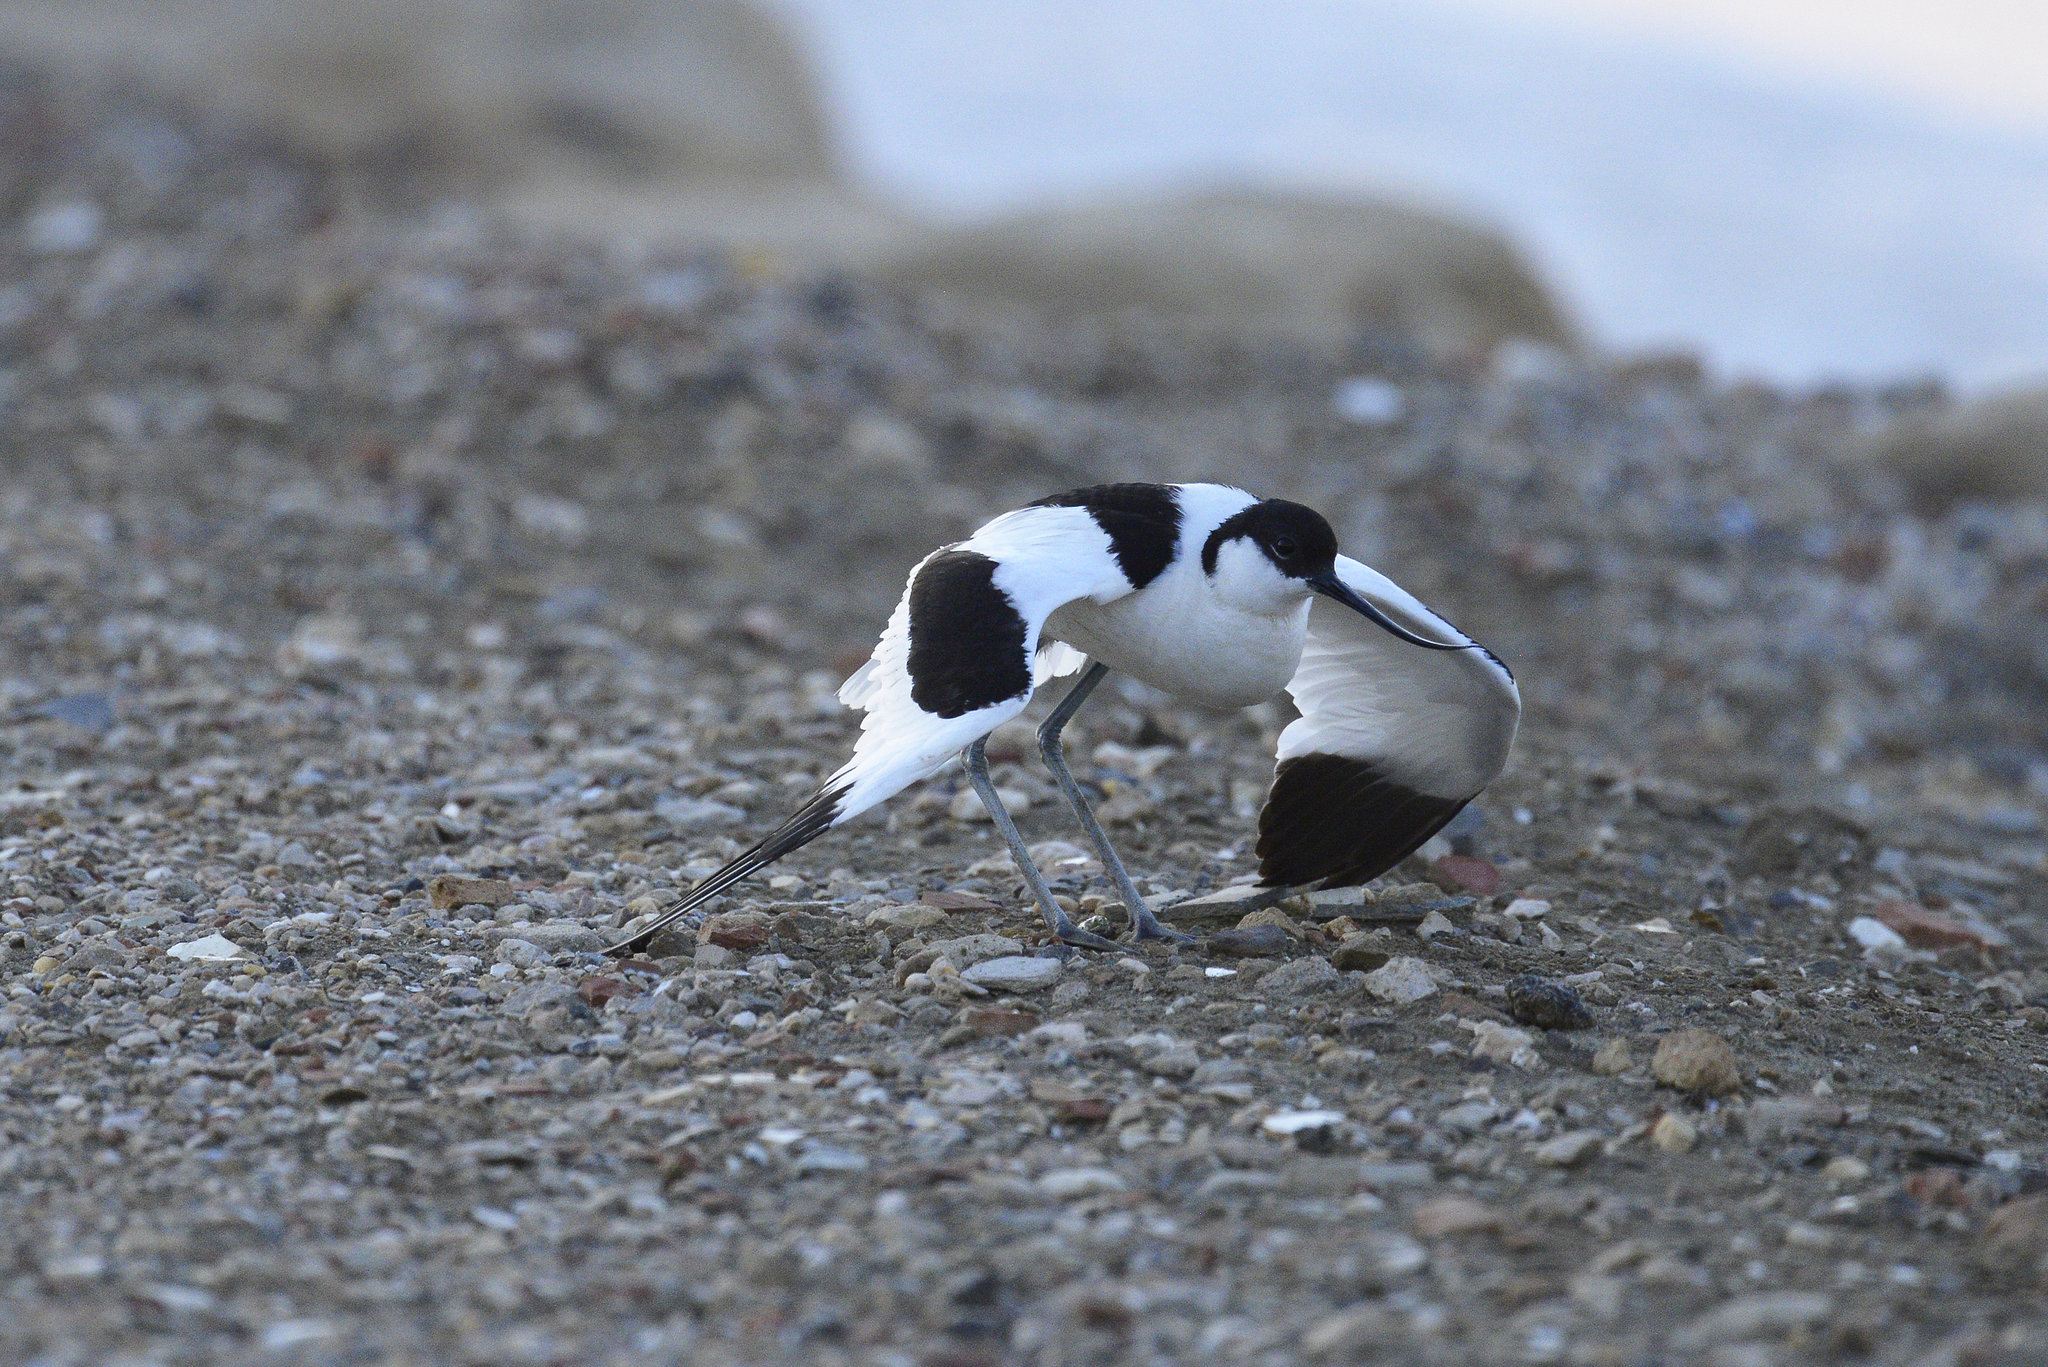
1044;552;1310;710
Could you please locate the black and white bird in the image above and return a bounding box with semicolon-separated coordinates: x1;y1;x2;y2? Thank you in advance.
610;482;1519;956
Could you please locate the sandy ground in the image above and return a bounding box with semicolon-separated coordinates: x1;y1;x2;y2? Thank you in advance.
4;70;2048;1367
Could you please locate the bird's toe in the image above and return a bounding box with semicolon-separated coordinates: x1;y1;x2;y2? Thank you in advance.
1052;923;1125;953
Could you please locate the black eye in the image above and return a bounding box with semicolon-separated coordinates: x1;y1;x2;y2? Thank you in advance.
1271;535;1298;559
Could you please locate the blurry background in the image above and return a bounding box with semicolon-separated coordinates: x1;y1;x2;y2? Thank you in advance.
0;0;2043;767
796;0;2048;389
2;0;2046;389
5;12;2048;1361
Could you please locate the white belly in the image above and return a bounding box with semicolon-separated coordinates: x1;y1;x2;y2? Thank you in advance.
1046;592;1308;710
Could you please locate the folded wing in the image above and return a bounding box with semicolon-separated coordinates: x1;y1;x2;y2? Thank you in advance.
1257;556;1520;888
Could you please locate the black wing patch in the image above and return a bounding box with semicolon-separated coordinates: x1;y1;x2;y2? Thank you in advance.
907;549;1032;718
1255;753;1468;889
1031;482;1181;589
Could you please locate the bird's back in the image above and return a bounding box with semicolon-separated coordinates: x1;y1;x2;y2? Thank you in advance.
1040;482;1311;709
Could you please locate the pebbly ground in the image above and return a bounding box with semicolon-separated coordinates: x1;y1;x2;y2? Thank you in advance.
4;70;2048;1367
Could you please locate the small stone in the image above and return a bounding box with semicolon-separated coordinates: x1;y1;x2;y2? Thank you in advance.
924;933;1024;967
1357;1160;1436;1189
521;923;604;954
40;1253;105;1283
1331;934;1390;972
428;875;514;910
961;955;1062;992
1671;1292;1833;1352
1207;924;1294;957
1782;1221;1833;1250
863;903;948;933
949;785;1032;822
576;976;635;1008
1979;1195;2048;1286
1260;955;1341;994
1415;909;1457;941
795;1146;869;1175
24;201;102;255
1261;1108;1346;1137
1821;1155;1870;1185
1331;375;1407;424
1165;883;1291;917
920;889;1001;912
1236;907;1306;937
653;796;744;828
1411;1196;1501;1238
1846;916;1907;954
1501;897;1551;920
693;943;734;969
1303;885;1378;913
1590;1038;1634;1075
166;933;245;962
1143;1045;1201;1078
1650;1113;1698;1153
963;1008;1040;1037
928;957;989;999
1438;1099;1502;1134
1036;1167;1126;1198
1463;1019;1542;1068
1505;976;1594;1030
1651;1029;1741;1096
496;939;545;969
1358;1230;1429;1280
1428;855;1499;897
1748;1098;1841;1146
700;910;772;951
31;956;61;976
1869;899;1989;950
1360;956;1437;1005
1532;1130;1603;1167
1301;1305;1394;1358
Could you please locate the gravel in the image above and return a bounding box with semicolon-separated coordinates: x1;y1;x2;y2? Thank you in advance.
2;67;2047;1367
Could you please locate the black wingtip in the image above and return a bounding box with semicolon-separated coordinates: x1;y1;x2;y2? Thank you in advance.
1255;754;1468;890
604;784;849;958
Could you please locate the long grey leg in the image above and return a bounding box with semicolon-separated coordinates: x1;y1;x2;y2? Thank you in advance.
1038;663;1194;944
963;735;1121;953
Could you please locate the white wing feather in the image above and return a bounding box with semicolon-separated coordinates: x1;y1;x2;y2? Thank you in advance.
1278;556;1520;799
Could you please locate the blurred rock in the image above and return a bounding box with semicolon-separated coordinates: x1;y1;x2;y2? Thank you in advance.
1979;1196;2048;1288
1505;975;1594;1030
1208;924;1295;958
1853;385;2048;507
1590;1039;1634;1076
0;0;908;265
1869;899;1993;950
428;875;514;910
1259;955;1340;995
1360;956;1437;1005
1651;1029;1741;1097
961;956;1061;993
878;188;1578;361
1330;935;1390;973
1650;1113;1698;1153
0;0;830;179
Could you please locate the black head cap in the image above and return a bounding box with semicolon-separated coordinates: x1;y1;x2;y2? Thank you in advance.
1200;499;1339;578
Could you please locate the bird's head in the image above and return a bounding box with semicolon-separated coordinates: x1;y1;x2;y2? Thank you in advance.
1200;499;1339;615
1204;497;1478;651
